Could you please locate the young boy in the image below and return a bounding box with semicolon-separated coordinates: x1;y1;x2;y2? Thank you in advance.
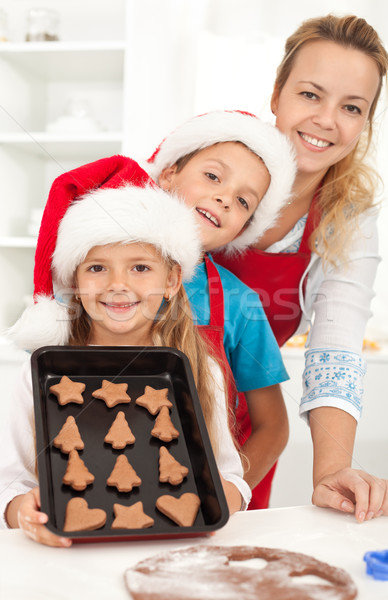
144;110;297;509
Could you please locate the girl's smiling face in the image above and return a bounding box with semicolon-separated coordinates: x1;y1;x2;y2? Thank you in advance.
158;142;270;252
271;40;380;184
75;242;181;346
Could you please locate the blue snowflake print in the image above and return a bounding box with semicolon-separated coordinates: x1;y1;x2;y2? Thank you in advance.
319;353;330;363
332;371;346;381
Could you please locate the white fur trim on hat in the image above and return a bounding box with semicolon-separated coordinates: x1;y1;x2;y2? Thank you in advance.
6;295;72;352
52;184;201;288
146;110;297;253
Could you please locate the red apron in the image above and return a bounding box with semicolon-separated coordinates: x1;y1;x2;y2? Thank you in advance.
198;256;236;410
215;195;320;509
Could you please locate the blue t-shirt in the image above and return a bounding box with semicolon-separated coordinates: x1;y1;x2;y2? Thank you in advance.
184;255;289;392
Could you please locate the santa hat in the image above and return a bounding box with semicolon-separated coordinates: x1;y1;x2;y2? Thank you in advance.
146;110;297;253
7;155;201;352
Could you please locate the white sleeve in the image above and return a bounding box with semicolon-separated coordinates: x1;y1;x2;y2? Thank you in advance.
300;210;380;421
208;358;252;510
0;358;37;528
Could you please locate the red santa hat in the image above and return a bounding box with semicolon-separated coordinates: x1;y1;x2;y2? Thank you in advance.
7;155;201;352
145;110;297;253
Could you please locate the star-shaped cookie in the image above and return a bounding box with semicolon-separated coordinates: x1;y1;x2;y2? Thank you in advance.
49;375;85;405
135;386;172;415
112;502;154;529
92;380;131;408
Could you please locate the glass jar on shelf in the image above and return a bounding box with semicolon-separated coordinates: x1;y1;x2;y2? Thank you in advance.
26;8;60;42
0;8;9;42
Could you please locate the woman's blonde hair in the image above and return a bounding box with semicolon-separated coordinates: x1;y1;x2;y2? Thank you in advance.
68;259;230;455
274;14;388;265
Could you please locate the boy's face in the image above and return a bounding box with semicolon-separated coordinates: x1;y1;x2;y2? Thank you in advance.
158;142;270;252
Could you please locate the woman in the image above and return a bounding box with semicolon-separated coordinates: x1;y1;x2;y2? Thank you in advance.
216;14;388;519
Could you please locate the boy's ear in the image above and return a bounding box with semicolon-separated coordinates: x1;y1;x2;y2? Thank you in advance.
270;83;280;116
158;165;177;192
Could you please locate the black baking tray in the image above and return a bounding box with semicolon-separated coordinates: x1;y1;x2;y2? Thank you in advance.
31;346;229;543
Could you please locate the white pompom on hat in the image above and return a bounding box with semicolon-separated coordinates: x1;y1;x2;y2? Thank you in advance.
7;155;201;352
146;110;297;253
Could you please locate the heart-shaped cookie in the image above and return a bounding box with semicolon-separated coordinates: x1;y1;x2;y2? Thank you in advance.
156;493;200;527
63;497;106;532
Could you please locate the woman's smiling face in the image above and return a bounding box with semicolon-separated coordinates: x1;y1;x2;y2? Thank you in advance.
271;40;380;182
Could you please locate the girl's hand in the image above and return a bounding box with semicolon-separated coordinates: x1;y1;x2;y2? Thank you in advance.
312;467;388;522
219;474;242;515
16;487;72;547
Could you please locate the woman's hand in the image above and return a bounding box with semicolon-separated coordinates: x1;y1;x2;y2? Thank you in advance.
312;467;388;522
9;487;72;547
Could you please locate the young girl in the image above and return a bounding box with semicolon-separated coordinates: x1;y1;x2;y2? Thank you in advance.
216;15;388;520
1;156;251;546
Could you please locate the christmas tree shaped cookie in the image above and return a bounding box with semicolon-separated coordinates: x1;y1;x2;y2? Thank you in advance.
107;454;141;492
159;446;188;485
62;449;95;491
151;406;179;442
53;416;84;454
104;411;135;449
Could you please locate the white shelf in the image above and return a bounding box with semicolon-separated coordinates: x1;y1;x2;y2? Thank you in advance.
0;237;37;248
0;0;129;333
0;41;125;80
0;131;124;158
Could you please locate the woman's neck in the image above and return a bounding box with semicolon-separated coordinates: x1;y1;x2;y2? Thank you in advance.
252;171;323;251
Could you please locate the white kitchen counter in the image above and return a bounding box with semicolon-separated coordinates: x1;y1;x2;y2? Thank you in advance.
0;505;387;599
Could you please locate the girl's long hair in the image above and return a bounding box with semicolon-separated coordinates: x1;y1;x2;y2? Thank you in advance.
274;14;388;265
67;262;230;455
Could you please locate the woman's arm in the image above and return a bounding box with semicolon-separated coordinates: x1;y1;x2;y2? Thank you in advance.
301;211;388;518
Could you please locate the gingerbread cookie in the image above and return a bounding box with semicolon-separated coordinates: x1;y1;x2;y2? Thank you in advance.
151;406;179;442
62;449;95;491
104;411;135;449
135;386;172;415
63;497;106;533
156;493;200;527
125;545;358;600
112;502;154;529
53;416;84;454
159;446;188;485
92;380;131;408
107;454;142;492
49;375;85;405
